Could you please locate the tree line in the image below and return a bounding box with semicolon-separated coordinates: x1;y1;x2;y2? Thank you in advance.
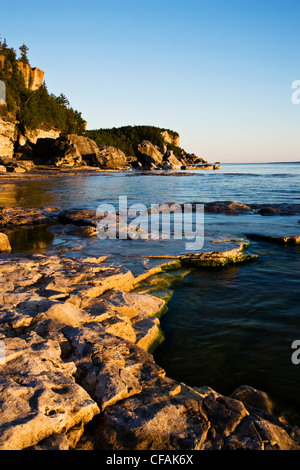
86;126;183;157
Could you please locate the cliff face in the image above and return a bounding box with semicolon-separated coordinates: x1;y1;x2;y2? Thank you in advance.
0;55;44;91
0;115;61;159
0;117;15;158
22;128;60;145
0;52;57;158
161;130;180;148
16;61;44;91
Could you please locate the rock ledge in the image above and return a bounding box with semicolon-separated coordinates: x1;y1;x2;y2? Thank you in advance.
0;246;299;451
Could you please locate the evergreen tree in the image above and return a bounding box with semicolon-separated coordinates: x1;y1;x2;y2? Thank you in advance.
86;126;182;157
19;43;29;63
56;93;70;107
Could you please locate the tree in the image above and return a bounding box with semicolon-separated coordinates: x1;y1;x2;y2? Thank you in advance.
56;93;70;107
19;44;29;63
0;37;8;54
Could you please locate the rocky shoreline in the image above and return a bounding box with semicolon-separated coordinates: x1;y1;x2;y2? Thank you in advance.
0;118;220;174
0;204;300;450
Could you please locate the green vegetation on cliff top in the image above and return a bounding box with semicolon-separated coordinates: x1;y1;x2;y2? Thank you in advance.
0;37;86;135
86;126;183;157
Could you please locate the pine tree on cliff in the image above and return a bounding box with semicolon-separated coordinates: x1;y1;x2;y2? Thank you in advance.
56;93;70;107
1;38;8;50
19;44;29;64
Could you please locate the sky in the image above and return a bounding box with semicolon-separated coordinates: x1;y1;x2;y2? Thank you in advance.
1;0;299;163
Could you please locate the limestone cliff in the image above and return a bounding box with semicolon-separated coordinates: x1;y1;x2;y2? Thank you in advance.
16;61;44;91
161;130;180;148
0;54;48;157
0;55;44;91
0;116;61;159
23;128;60;145
0;117;15;158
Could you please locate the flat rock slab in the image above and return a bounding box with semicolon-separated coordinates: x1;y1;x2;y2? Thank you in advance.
0;333;99;450
0;206;60;227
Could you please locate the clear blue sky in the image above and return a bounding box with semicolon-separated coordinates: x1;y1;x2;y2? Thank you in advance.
1;0;299;162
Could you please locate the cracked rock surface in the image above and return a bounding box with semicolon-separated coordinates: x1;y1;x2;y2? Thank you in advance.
0;251;300;450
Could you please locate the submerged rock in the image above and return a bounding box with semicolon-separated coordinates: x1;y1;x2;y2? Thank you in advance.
249;234;300;245
0;206;60;228
204;201;253;214
231;385;275;415
58;209;102;227
184;201;300;216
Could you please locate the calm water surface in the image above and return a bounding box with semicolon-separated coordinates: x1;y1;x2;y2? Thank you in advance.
1;162;300;208
154;240;300;421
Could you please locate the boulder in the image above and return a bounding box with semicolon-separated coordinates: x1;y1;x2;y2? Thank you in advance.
65;134;102;167
183;153;207;165
33;136;83;167
0;232;11;252
32;134;130;169
125;155;141;168
134;141;164;168
47;136;83;167
231;385;275;415
0;156;33;173
15;160;35;171
162;150;182;169
96;146;128;169
204;201;253;214
14;142;34;161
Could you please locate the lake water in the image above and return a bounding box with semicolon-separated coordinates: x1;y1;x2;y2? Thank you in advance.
1;162;300;420
2;162;300;209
